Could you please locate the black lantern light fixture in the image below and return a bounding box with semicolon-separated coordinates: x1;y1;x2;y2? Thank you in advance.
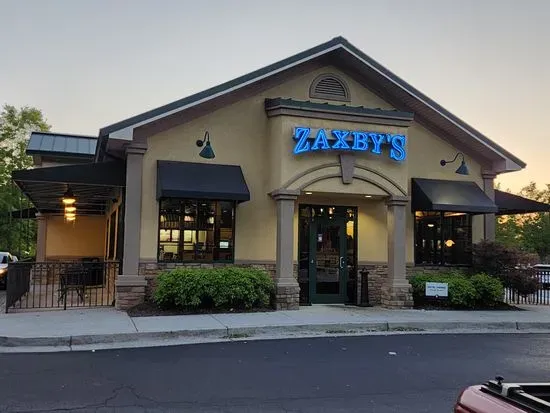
440;152;469;175
196;131;215;159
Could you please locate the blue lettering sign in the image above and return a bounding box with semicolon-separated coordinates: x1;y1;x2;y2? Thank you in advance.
331;130;350;149
311;129;330;150
351;131;369;151
292;127;407;161
369;133;385;154
293;127;311;154
390;135;406;161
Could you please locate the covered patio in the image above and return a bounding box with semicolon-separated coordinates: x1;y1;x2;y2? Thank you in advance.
6;161;126;312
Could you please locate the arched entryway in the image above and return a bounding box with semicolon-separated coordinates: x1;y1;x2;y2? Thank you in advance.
271;162;411;307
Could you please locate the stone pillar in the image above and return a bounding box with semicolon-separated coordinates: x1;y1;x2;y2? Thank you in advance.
482;171;497;242
116;275;148;310
271;189;300;310
382;196;413;308
35;213;46;262
117;142;147;311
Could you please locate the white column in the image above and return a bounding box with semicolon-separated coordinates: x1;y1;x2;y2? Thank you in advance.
122;143;147;275
35;213;46;262
271;189;300;310
482;171;497;242
383;196;413;308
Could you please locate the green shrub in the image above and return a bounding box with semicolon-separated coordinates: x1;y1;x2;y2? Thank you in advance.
447;276;478;308
470;273;504;306
410;271;503;309
153;267;275;311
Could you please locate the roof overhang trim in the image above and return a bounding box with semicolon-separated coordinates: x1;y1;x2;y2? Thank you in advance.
100;39;523;173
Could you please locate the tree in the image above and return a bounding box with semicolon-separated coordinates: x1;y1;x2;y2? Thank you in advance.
496;215;522;248
0;104;50;257
522;213;550;262
496;181;550;262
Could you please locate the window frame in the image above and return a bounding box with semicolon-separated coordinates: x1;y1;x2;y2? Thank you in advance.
414;211;473;267
157;198;237;264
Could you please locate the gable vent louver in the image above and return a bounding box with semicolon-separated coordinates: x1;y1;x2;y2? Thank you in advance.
309;74;350;102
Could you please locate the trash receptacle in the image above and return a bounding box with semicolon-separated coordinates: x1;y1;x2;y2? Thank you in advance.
359;268;372;307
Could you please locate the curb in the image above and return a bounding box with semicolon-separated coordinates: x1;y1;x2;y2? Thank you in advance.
2;321;550;351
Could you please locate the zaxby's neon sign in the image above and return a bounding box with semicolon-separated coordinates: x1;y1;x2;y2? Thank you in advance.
292;127;407;161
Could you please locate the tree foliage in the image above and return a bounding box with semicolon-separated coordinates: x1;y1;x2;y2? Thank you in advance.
496;181;550;262
0;104;50;257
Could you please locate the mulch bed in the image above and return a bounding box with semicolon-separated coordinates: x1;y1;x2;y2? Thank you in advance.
127;300;275;317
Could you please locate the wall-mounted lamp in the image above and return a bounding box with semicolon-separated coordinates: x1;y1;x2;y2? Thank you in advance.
440;152;469;175
196;131;215;159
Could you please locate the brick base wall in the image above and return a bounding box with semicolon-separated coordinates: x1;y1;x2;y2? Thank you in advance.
406;265;467;278
357;264;387;306
115;276;147;310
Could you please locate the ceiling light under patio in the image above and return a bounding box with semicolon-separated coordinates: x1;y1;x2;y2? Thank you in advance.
62;188;76;205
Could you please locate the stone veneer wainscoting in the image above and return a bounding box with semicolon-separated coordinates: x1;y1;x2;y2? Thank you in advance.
136;261;462;308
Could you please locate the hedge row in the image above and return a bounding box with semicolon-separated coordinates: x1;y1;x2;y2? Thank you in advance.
153;267;275;311
409;272;504;308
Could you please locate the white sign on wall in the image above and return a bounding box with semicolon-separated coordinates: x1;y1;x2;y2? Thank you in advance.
425;282;449;298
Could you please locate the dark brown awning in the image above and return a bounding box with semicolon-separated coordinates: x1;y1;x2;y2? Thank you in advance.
411;178;498;213
156;161;250;202
495;190;550;215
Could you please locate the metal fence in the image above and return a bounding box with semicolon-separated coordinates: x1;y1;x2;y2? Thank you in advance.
6;261;119;312
504;265;550;305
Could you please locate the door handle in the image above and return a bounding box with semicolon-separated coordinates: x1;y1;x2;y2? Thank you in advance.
339;257;345;269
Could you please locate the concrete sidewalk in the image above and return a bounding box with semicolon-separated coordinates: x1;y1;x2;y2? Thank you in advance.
2;304;550;352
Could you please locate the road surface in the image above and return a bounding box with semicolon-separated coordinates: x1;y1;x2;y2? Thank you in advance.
1;333;549;412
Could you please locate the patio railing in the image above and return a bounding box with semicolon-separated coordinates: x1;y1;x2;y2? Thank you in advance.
6;261;120;312
504;265;550;306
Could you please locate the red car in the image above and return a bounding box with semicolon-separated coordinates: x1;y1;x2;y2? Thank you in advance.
455;377;550;412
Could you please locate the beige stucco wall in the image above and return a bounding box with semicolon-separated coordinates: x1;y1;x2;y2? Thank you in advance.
139;65;491;263
45;215;106;259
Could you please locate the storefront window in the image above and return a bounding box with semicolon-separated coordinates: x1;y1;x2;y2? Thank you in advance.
158;199;235;263
414;211;472;266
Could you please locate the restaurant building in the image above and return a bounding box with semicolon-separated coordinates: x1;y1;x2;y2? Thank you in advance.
12;37;539;311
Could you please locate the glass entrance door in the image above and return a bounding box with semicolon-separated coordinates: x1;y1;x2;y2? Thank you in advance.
309;216;347;303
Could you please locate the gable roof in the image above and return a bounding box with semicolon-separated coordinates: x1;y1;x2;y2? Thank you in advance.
98;36;525;173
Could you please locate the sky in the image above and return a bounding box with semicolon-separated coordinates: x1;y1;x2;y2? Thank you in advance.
1;0;549;192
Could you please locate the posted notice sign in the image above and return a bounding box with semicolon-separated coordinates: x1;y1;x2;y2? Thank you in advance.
425;282;449;298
